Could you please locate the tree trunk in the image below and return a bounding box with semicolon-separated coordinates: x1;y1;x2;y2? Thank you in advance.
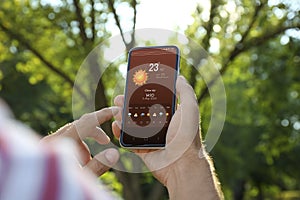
234;179;246;200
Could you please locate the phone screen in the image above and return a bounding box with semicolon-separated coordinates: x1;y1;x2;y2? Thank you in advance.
120;46;180;148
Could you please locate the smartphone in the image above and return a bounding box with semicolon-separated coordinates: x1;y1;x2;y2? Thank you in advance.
120;45;180;149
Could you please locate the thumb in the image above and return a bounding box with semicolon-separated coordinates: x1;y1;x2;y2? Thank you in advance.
83;148;119;176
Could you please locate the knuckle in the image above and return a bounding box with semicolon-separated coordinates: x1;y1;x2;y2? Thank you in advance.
94;159;105;169
98;108;113;120
89;160;105;175
79;113;91;121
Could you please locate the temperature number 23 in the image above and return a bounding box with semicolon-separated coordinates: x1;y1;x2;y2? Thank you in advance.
149;63;159;72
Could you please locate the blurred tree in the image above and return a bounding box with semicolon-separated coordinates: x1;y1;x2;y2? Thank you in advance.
1;0;300;199
0;0;167;200
183;0;300;199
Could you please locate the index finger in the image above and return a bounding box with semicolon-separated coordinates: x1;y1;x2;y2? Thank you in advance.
114;95;124;107
72;107;119;143
94;107;119;124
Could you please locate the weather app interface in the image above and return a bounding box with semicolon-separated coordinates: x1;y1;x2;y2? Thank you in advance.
122;46;179;146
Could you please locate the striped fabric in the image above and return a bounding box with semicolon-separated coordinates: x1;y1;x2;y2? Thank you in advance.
0;104;115;200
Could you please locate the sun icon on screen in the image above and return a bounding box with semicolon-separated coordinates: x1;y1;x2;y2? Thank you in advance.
133;69;148;86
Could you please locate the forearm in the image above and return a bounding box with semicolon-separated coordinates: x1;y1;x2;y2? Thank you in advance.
166;150;223;200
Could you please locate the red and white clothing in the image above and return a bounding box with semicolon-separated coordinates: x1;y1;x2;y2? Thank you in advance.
0;101;115;200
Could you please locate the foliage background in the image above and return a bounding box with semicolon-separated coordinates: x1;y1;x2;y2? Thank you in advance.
0;0;299;199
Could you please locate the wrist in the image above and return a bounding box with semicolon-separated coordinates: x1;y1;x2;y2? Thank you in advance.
166;147;223;200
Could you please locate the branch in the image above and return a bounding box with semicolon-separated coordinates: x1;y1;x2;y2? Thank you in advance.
202;0;219;50
107;0;131;51
189;0;218;89
197;1;263;103
90;0;96;41
197;23;300;103
244;23;300;50
73;0;88;43
0;22;89;103
218;2;265;79
238;2;264;45
128;0;137;50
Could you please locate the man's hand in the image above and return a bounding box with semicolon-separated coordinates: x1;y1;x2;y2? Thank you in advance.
41;107;120;177
112;76;223;199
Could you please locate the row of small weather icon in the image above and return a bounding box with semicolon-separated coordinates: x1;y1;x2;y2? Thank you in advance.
128;112;169;118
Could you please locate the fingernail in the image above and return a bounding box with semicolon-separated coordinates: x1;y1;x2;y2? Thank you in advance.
104;149;119;164
179;75;187;82
110;106;120;116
